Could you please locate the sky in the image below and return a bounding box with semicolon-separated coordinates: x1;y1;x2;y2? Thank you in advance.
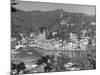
13;0;96;15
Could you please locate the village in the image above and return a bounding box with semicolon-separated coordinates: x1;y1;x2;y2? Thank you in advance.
10;1;96;74
11;27;96;52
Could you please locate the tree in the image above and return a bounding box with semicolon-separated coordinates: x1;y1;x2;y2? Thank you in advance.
16;62;26;74
72;50;96;70
11;63;17;70
57;28;70;46
11;0;18;12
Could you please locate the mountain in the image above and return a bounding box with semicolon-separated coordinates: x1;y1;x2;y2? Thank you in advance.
11;9;96;38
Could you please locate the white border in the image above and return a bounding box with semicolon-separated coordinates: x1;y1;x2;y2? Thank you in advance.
0;0;99;75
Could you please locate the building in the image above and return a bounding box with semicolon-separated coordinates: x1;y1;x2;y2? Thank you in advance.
11;28;91;51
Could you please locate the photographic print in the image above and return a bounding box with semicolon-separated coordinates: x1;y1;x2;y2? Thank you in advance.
11;0;96;74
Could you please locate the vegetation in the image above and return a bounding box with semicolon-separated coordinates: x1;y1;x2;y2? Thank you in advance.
11;6;96;39
71;50;96;70
11;61;26;75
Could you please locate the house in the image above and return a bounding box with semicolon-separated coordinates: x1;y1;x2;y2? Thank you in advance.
79;37;89;50
80;29;87;38
69;33;78;42
60;20;67;25
11;37;16;41
25;63;38;70
90;22;96;26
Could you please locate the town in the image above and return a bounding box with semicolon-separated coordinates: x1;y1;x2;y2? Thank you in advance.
11;26;96;52
11;1;96;74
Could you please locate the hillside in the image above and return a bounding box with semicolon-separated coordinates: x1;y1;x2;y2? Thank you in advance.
11;9;96;39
